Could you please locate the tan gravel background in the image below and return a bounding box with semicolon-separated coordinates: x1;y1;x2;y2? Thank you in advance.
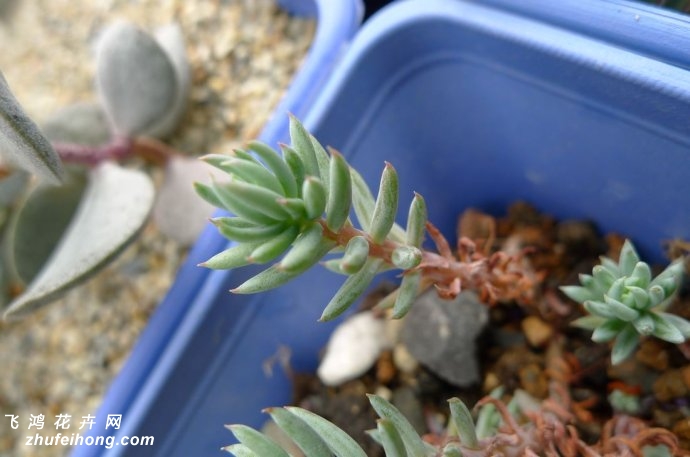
0;1;314;455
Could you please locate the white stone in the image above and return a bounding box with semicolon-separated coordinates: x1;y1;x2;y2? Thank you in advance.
317;311;388;387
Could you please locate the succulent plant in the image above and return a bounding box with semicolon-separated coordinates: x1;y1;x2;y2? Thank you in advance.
561;239;689;364
197;115;536;322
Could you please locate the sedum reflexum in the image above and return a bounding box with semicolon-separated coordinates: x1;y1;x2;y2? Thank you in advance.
562;239;690;365
196;116;534;321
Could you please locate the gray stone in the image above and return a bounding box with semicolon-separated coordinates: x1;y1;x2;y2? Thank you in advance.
401;290;489;387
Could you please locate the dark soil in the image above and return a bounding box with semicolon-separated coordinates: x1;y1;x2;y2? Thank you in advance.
291;202;690;455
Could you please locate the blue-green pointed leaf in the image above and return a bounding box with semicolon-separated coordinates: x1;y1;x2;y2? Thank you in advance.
286;407;367;457
226;425;289;457
632;314;655;336
603;295;640;322
618;239;640;277
629;262;652;288
560;285;594;303
374;419;407;457
222;443;257;457
265;407;332;457
320;258;382;322
392;271;421;319
592;319;625;342
367;394;431;457
448;398;478;449
611;325;640;365
571;315;607;330
369;163;398;244
650;313;685;344
657;312;690;338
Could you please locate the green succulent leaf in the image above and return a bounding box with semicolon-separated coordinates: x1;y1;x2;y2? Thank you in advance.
302;177;327;220
650;313;685;344
222;443;257;457
231;264;302;294
448;397;479;449
265;407;332;457
603;295;640;322
630;261;652;288
405;193;427;248
599;256;620;277
369;162;399;244
220;158;284;196
632;314;655;336
341;236;370;274
571;315;607;330
194;181;225;209
391;246;422;270
560;285;594;303
280;144;306;197
320;258;382;322
618;239;640;276
657;312;690;338
286;406;368;457
591;319;625;342
326;149;351;232
592;264;617;289
392;270;421;319
350;167;376;232
226;424;289;457
279;222;335;273
248;141;298;198
310;134;331;193
199;242;260;270
212;180;285;224
367;394;432;457
276;198;307;220
611;325;640;365
374;419;407;457
248;225;300;264
212;217;286;243
288;114;319;178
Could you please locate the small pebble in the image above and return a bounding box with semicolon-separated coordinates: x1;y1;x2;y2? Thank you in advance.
401;290;488;387
521;315;554;348
392;344;419;374
317;311;389;387
376;350;396;385
653;369;688;402
635;339;669;371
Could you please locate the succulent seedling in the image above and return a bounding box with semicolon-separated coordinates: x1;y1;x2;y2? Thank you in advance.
562;239;690;365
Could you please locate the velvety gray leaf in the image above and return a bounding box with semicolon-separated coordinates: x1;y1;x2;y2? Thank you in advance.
8;168;88;284
95;21;178;136
143;23;190;139
41;102;111;147
153;156;217;246
0;72;63;183
4;162;154;320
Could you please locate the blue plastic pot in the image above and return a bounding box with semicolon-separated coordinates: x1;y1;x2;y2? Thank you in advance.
75;0;690;455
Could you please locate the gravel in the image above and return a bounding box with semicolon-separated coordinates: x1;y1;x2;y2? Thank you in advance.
0;1;315;455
